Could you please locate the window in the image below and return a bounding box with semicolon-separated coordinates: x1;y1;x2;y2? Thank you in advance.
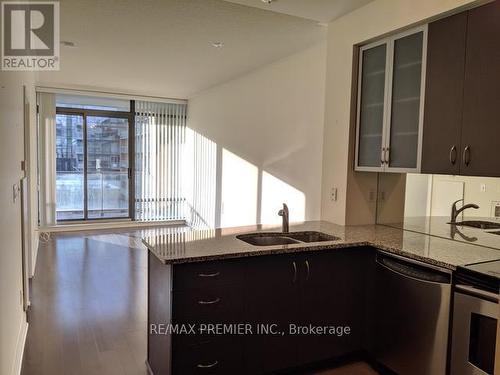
55;96;133;221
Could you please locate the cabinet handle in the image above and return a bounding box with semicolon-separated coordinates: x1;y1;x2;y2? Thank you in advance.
197;271;220;278
292;261;297;284
449;145;457;165
305;260;310;281
198;297;220;305
197;360;219;369
463;146;471;166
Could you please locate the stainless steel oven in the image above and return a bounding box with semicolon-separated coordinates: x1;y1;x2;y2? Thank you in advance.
451;284;498;375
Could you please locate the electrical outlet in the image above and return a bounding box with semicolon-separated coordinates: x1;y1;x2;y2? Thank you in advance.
330;187;338;202
378;191;386;202
369;190;376;202
491;201;500;219
12;183;19;202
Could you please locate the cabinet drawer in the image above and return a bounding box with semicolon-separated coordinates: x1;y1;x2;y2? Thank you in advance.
173;259;245;292
173;337;243;375
173;287;243;322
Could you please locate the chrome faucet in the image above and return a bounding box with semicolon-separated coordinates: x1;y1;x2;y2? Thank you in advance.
278;203;289;233
450;199;479;224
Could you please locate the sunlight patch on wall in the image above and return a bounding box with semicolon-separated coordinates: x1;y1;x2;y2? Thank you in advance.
221;148;258;227
261;171;305;225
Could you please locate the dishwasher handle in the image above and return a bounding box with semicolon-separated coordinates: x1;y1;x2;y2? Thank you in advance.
376;254;451;284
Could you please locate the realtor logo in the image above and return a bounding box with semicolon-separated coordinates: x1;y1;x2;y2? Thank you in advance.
1;1;59;70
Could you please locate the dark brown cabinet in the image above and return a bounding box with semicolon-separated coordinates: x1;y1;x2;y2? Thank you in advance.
296;249;367;365
422;0;500;177
421;12;467;175
148;249;370;375
244;255;301;373
461;0;500;177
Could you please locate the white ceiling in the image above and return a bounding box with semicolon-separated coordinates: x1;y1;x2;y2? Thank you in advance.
223;0;374;23
38;0;329;99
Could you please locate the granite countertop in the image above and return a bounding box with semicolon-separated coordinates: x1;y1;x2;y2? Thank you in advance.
142;221;500;270
382;216;500;251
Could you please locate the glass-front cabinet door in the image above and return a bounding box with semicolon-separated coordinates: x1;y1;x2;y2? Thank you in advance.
355;26;427;172
356;42;388;170
386;29;426;171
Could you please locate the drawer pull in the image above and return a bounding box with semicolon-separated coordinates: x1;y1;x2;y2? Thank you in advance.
197;360;219;369
198;271;220;278
198;297;220;305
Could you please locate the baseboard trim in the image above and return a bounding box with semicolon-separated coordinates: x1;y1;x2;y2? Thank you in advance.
12;320;28;375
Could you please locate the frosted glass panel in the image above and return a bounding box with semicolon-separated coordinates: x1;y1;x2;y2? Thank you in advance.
388;31;423;169
358;44;387;167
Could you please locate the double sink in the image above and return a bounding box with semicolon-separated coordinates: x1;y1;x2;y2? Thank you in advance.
237;231;339;246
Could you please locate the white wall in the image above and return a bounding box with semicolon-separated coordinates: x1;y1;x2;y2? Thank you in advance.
0;70;35;375
320;0;480;225
188;42;326;227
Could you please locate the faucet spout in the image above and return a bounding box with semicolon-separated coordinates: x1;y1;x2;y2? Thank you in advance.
278;203;289;233
450;199;480;223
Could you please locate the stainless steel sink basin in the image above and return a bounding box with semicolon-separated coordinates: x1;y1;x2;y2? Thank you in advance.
236;231;339;246
450;220;500;230
285;231;339;243
236;233;300;246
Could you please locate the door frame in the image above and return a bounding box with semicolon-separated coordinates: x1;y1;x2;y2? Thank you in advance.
55;104;135;221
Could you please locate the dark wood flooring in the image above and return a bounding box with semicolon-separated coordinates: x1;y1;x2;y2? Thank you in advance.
21;229;379;375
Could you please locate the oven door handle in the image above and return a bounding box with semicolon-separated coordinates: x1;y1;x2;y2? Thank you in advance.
455;284;499;303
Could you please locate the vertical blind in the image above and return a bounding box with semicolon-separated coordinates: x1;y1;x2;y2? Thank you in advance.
135;101;187;221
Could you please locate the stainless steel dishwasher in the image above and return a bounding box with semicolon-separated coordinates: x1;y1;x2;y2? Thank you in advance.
370;252;452;375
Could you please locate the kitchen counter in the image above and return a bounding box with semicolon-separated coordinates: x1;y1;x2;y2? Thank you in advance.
142;220;500;269
382;216;500;251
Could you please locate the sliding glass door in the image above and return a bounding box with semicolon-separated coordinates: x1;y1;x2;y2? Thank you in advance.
87;116;130;219
55;113;85;220
55;107;133;221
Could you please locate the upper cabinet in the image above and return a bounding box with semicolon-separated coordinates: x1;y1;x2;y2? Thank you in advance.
355;26;427;172
460;1;500;177
422;0;500;177
421;13;467;175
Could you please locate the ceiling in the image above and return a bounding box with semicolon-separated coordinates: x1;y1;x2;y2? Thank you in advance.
223;0;374;23
38;0;331;99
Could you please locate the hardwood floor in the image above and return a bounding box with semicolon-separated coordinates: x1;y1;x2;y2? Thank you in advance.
21;230;379;375
21;231;149;375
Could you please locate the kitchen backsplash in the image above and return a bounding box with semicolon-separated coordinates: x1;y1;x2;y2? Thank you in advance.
377;173;500;223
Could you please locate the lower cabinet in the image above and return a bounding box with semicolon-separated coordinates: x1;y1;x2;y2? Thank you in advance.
296;249;369;365
149;248;372;375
